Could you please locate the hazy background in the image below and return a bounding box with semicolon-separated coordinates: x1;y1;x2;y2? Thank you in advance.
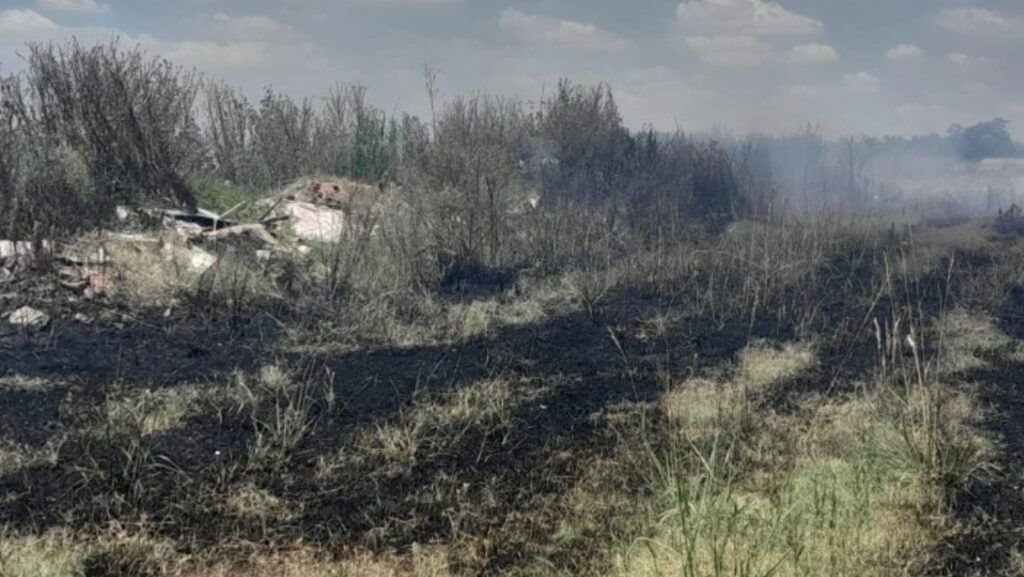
1;0;1022;139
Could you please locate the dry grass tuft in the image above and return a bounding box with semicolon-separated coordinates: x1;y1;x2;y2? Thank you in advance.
0;376;60;393
101;385;204;437
356;378;520;470
0;532;83;577
0;438;64;476
737;341;817;390
662;342;815;439
935;310;1012;374
225;485;300;523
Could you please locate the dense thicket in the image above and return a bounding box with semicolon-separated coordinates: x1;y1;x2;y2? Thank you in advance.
1;40;775;248
1;41;205;238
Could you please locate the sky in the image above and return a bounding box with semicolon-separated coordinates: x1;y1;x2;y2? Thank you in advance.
1;0;1022;138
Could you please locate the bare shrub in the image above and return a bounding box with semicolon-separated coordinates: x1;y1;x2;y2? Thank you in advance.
23;40;203;214
537;80;630;220
203;82;399;191
202;81;257;186
403;92;533;270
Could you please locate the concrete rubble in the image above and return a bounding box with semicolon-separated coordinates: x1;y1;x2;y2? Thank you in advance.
0;240;54;263
7;306;50;328
1;178;385;305
280;201;347;242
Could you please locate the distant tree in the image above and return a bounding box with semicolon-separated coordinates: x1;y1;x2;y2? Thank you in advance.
538;80;631;218
950;118;1022;162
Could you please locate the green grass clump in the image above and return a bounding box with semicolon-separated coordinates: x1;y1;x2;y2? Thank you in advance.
620;341;950;577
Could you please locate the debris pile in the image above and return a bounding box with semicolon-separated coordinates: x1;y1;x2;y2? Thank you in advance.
0;177;387;317
271;178;383;242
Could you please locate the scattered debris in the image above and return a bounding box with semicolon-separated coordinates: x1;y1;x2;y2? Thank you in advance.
173;221;206;241
203;223;285;248
85;273;110;298
58;267;89;291
280;178;378;207
281;201;347;241
57;264;111;298
3;180;387;313
155;208;237;231
7;306;50;328
0;240;54;263
58;246;111;267
176;245;217;274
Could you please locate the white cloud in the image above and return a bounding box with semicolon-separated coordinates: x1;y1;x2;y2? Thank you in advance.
677;0;823;37
36;0;110;14
685;35;774;67
784;42;838;64
683;37;836;67
933;7;1023;37
0;9;58;35
676;1;831;68
946;52;992;68
948;52;969;65
886;44;922;62
139;36;324;74
209;13;292;42
356;0;456;4
843;71;880;91
615;66;718;130
499;9;630;54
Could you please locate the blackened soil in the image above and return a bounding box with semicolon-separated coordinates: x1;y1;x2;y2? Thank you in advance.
930;355;1024;575
0;283;771;575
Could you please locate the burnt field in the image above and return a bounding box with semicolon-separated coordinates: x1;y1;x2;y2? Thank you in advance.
3;216;1024;577
4;39;1024;577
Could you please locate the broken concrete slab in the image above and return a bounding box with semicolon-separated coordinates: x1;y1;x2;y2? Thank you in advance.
188;248;217;273
165;244;217;274
281;201;347;241
154;209;236;230
8;306;50;328
0;240;54;262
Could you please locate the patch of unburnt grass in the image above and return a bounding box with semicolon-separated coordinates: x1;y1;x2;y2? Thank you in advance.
0;437;64;477
352;377;521;474
0;530;83;577
284;271;580;353
0;376;61;393
97;385;205;438
0;526;180;577
617;336;990;577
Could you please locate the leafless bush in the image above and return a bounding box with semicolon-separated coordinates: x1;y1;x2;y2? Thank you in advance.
536;80;630;223
535;81;766;237
252;89;319;187
203;81;257;186
996;204;1024;235
25;40;203;211
0;73;29;237
403;92;534;270
202;82;399;191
